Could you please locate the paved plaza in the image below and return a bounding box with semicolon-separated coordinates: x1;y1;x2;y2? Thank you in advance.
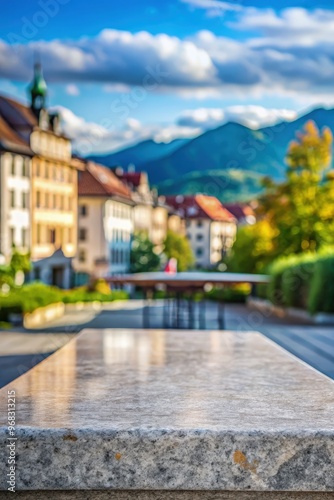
0;300;333;388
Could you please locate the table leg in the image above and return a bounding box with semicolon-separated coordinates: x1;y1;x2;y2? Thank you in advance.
188;297;194;329
176;292;181;329
218;300;225;330
143;289;151;329
163;294;169;328
199;299;206;330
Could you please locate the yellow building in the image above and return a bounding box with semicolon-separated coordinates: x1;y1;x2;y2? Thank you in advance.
0;64;81;287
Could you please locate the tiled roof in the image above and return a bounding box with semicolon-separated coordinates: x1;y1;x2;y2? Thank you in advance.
0;95;37;134
118;171;143;187
78;161;132;201
224;203;255;221
0;115;33;155
165;195;236;222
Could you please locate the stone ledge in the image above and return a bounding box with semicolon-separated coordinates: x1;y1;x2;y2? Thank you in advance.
247;297;334;325
23;302;65;328
0;491;333;499
0;329;333;492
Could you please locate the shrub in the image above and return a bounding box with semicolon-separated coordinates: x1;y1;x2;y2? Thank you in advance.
205;284;251;303
267;253;317;307
267;249;334;314
308;256;334;314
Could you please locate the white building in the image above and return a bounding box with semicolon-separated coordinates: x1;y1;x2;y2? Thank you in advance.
0;116;32;259
166;195;237;268
74;161;134;281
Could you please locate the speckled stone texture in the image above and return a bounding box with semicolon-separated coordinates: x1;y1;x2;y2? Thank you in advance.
0;329;333;492
0;492;333;499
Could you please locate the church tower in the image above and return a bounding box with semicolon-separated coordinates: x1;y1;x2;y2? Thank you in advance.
29;62;47;117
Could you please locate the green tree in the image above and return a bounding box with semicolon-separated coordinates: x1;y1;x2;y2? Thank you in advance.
130;233;161;273
227;220;277;274
259;120;334;256
163;230;194;271
10;248;31;275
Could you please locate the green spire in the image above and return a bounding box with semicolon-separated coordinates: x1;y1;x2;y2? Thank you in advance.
29;62;47;113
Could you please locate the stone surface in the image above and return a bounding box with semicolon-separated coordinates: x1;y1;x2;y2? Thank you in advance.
0;329;333;491
0;491;333;499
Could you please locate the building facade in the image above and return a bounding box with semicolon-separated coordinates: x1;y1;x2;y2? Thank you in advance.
75;161;134;280
0;64;80;287
0;118;32;259
166;195;237;268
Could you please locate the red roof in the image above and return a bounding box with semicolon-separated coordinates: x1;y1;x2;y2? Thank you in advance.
166;195;236;222
0;95;37;133
78;161;132;200
0;115;33;154
224;203;255;222
118;171;144;188
0;95;36;154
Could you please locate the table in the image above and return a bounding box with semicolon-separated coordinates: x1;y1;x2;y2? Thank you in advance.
106;272;270;329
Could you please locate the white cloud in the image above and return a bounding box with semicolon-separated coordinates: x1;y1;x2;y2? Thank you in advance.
177;105;297;129
1;9;333;103
65;84;80;96
234;7;334;45
181;0;243;17
51;104;300;155
51;106;200;155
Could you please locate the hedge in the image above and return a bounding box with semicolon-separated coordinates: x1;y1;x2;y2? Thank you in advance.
0;281;128;322
267;249;334;314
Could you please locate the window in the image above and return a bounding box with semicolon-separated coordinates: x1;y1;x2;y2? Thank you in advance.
49;228;56;244
78;249;86;263
11;158;15;176
22;161;29;177
10;191;15;208
79;205;87;216
68;227;73;244
53;194;57;209
22;192;28;209
35;162;40;177
22;228;27;247
36;191;41;208
79;228;87;242
197;220;203;228
10;227;15;247
37;224;42;244
196;248;203;257
196;234;203;241
34;267;40;280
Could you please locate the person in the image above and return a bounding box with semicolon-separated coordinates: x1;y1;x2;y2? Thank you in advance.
164;257;177;274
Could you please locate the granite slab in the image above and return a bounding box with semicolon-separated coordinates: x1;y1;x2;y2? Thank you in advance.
0;491;333;499
0;329;333;492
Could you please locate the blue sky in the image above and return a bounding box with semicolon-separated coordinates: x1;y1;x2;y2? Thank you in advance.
1;0;334;154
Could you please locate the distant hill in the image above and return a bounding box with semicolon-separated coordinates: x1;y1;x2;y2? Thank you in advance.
86;107;334;201
88;137;190;168
157;169;265;203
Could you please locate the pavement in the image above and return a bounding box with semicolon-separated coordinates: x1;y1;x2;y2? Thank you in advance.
0;299;333;388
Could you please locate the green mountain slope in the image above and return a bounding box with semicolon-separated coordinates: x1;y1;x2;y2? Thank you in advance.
86;107;334;201
88;137;190;168
158;169;264;203
143;108;334;185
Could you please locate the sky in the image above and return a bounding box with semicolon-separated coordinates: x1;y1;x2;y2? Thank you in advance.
1;0;334;154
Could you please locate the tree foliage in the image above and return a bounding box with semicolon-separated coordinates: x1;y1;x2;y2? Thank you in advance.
258;120;334;256
130;232;161;273
227;220;277;273
163;230;194;271
10;248;31;275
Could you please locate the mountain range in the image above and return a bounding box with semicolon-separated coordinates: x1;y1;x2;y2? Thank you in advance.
87;107;334;202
